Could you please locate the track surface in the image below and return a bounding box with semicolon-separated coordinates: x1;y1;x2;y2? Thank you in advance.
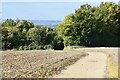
54;52;107;78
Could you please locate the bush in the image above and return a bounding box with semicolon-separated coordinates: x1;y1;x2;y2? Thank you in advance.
45;45;53;49
28;45;32;50
36;45;44;50
38;46;44;50
19;46;24;50
52;36;64;50
23;46;29;50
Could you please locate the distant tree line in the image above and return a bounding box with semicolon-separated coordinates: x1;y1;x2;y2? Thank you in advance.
0;2;120;50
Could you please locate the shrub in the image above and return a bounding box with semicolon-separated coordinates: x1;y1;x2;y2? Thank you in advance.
19;46;24;50
23;46;29;50
52;36;64;50
38;45;44;50
46;45;53;49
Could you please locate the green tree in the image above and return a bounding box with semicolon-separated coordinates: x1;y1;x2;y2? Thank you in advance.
1;27;9;50
26;27;56;49
57;2;119;47
16;20;34;32
2;19;16;27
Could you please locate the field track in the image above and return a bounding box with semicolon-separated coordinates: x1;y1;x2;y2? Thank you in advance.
54;48;118;78
54;52;107;78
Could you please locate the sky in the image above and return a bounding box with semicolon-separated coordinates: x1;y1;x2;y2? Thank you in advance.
1;0;119;20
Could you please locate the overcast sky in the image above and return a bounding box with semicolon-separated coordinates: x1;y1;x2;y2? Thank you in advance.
1;0;119;20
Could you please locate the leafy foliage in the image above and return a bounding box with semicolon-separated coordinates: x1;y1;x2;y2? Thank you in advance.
57;2;119;47
1;19;64;50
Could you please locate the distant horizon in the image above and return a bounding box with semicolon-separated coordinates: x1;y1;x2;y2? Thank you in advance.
2;18;62;21
1;19;62;26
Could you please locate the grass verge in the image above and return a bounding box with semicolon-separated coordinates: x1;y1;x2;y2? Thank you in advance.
106;54;118;78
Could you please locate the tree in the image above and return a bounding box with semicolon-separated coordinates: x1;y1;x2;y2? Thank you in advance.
57;2;119;47
16;20;34;32
26;27;56;49
2;18;16;27
2;27;9;50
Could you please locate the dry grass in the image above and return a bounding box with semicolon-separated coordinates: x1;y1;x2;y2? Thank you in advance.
107;54;118;78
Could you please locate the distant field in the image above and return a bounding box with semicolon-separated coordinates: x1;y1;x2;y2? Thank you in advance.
1;50;87;78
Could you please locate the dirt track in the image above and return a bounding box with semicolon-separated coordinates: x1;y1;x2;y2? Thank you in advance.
54;47;118;78
54;52;107;78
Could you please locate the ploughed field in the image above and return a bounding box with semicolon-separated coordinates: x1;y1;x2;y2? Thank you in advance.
1;50;87;78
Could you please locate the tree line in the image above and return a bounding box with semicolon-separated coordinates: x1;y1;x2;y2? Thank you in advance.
1;19;64;50
1;2;120;50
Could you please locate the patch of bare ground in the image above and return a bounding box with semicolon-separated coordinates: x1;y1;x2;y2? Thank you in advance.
1;50;88;78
